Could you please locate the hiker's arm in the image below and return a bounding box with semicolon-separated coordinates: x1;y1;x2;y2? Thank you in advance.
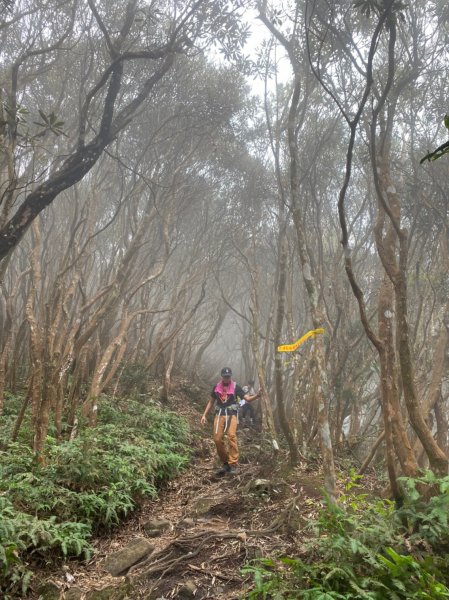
244;391;261;403
201;399;214;425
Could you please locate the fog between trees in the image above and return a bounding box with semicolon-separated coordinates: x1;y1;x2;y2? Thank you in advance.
0;0;448;495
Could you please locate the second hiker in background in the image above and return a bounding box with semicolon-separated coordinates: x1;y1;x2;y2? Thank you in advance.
240;379;257;428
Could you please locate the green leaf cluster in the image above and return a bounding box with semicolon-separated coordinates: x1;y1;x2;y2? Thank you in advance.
33;109;67;138
0;396;191;596
352;0;408;19
0;100;67;146
242;471;449;599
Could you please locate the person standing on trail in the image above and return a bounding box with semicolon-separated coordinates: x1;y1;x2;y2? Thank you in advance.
240;379;257;428
200;367;261;476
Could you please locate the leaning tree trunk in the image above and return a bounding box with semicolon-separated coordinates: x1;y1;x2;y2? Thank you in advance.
82;309;139;426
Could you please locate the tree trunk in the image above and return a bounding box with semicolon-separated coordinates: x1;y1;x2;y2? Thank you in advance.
288;73;337;502
374;156;448;476
274;224;298;465
359;431;385;475
0;337;11;416
434;396;448;457
250;283;278;447
25;222;47;461
160;338;178;404
378;274;418;477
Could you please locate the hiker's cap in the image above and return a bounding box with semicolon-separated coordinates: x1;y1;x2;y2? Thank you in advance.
221;367;232;377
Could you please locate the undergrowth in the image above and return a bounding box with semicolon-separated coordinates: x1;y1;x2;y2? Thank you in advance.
243;470;449;599
0;394;190;598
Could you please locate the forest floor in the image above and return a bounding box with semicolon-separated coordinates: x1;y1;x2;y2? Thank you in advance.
30;383;358;600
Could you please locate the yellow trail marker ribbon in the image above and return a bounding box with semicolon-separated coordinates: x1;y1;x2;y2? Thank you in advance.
277;328;325;352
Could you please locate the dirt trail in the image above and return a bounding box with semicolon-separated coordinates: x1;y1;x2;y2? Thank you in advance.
33;397;324;600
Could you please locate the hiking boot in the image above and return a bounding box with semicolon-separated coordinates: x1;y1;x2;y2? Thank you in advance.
216;463;231;476
228;465;238;475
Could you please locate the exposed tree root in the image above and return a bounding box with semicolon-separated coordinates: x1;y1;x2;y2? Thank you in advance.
128;491;304;592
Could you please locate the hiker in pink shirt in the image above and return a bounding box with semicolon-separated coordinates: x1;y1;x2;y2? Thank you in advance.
201;367;260;475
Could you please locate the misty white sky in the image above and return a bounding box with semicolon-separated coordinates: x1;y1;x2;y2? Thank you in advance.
208;7;292;98
242;8;292;97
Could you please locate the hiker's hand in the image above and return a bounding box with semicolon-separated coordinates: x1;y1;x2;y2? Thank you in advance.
201;415;207;425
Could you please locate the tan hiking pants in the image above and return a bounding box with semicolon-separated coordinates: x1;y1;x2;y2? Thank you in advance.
213;414;238;465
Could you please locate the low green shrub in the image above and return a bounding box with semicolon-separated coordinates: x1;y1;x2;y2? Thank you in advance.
0;496;91;599
396;471;449;550
243;471;449;599
0;395;191;596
